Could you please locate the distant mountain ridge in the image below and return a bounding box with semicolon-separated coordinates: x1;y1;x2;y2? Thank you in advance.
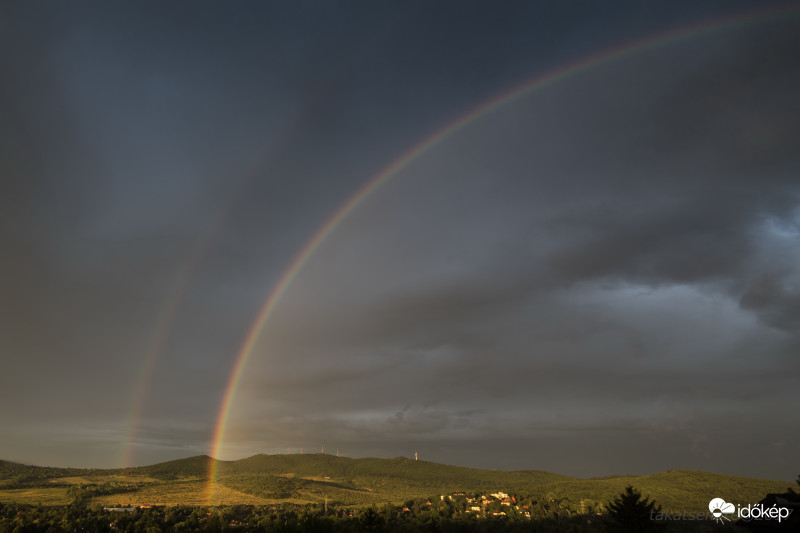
131;454;572;483
0;455;793;511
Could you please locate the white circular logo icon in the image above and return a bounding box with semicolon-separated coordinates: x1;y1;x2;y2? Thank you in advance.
709;498;736;523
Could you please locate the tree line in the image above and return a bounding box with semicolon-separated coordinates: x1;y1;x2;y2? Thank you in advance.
1;475;796;532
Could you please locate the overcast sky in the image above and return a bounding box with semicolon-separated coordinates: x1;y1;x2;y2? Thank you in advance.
1;1;799;481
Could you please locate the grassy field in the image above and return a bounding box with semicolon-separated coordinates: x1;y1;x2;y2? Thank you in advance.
0;455;793;510
90;479;273;507
0;487;72;506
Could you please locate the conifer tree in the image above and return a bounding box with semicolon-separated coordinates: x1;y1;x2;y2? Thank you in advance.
605;485;662;532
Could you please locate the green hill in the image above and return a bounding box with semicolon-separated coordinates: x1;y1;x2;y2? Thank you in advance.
0;455;792;510
133;455;219;479
222;454;570;489
209;454;573;506
526;469;795;512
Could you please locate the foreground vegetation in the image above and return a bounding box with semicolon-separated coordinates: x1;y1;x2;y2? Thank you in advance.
0;501;602;533
0;455;791;512
2;491;797;533
0;456;796;531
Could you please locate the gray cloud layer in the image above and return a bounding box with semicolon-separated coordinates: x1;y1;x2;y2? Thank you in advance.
233;16;800;479
1;2;798;480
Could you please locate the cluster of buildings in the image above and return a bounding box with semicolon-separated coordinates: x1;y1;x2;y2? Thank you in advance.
400;491;531;519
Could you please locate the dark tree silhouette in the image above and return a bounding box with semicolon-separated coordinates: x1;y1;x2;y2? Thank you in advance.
605;485;662;532
359;506;386;533
787;474;799;495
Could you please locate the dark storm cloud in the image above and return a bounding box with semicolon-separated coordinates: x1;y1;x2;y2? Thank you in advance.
229;10;800;480
534;21;800;331
2;1;798;480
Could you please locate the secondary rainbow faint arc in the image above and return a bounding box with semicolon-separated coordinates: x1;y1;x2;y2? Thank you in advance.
117;83;334;469
205;4;799;503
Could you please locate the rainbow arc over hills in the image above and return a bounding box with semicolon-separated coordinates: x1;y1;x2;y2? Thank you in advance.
202;5;799;504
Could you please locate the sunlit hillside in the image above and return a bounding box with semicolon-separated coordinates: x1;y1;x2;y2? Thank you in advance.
0;455;792;511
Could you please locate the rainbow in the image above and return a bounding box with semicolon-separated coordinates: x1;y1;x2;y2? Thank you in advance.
117;176;246;469
117;94;329;469
205;4;799;503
